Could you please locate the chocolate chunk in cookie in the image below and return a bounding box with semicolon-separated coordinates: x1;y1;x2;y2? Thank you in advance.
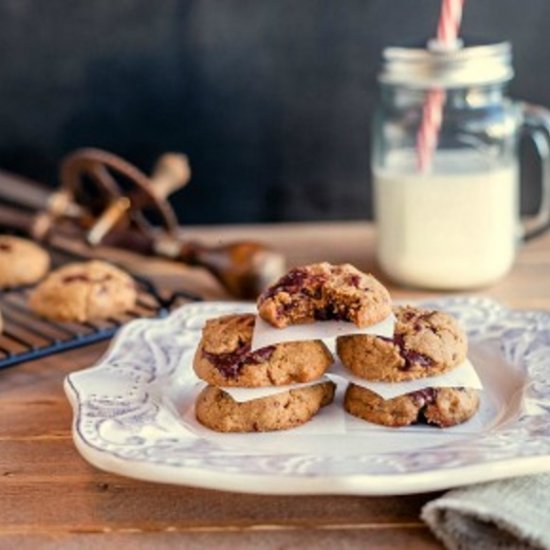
193;313;333;387
344;384;479;428
257;262;391;328
195;380;336;432
337;305;467;382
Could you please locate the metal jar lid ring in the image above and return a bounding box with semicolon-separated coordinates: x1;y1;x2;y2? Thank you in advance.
378;41;513;89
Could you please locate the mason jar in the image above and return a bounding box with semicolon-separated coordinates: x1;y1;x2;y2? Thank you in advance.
371;42;550;289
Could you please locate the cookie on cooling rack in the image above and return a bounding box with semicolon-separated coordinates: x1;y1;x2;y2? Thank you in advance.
193;313;333;387
344;384;479;428
0;235;50;288
195;380;336;433
256;262;392;329
29;260;137;322
336;305;467;382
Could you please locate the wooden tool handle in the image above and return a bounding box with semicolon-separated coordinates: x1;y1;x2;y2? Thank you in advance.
149;154;191;200
0;204;34;233
0;170;53;211
178;241;286;299
106;231;286;298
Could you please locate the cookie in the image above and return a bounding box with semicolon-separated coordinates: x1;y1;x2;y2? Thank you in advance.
344;384;479;428
0;235;50;288
336;305;467;382
193;313;333;387
195;380;336;432
29;260;137;322
257;262;392;328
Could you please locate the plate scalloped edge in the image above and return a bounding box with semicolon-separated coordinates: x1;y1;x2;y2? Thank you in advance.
64;297;550;495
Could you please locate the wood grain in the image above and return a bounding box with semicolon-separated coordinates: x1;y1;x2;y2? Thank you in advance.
1;529;442;550
2;221;549;548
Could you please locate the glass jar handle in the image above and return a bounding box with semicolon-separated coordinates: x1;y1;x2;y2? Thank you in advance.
520;102;550;241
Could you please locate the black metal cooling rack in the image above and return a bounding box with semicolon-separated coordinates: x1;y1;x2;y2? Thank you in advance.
0;245;201;370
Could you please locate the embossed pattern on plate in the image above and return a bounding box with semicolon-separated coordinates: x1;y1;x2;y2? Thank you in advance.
65;298;550;495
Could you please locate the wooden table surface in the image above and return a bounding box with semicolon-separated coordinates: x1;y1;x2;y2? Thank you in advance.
2;221;550;549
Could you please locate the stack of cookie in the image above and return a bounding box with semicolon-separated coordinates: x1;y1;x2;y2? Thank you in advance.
193;313;335;432
337;305;480;428
193;262;394;432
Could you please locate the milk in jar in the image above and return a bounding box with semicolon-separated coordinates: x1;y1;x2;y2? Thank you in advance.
373;150;519;288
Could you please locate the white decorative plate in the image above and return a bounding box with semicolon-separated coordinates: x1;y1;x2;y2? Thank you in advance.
64;298;550;495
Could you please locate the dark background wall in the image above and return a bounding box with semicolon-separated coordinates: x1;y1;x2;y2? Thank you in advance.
0;0;549;224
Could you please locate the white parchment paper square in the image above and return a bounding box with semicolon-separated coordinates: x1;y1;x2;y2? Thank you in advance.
330;358;483;400
251;314;395;350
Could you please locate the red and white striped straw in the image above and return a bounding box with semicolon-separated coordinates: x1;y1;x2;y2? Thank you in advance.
437;0;465;43
416;0;465;172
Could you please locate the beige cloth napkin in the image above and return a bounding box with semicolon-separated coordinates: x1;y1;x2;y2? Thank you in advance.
422;474;550;550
